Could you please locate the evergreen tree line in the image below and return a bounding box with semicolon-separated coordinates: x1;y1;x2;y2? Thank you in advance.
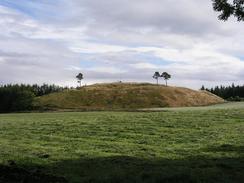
0;84;67;112
202;84;244;101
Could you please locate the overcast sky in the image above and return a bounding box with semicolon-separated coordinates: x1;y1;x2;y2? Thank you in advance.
0;0;243;89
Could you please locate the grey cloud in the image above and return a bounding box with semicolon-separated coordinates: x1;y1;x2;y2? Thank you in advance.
27;0;227;37
71;0;223;36
0;1;243;89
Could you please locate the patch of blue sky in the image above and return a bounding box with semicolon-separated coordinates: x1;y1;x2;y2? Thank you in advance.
85;40;174;66
0;0;33;16
79;61;95;68
135;52;172;66
238;56;244;61
0;0;66;21
79;53;97;68
82;39;172;66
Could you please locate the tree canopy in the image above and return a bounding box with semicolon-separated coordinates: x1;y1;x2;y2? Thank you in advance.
76;73;84;87
212;0;244;21
161;72;171;86
153;72;161;85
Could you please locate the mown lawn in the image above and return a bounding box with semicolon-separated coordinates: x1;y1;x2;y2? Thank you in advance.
0;104;243;182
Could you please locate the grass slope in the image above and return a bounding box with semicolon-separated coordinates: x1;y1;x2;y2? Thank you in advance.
35;83;224;110
0;102;243;183
142;101;244;111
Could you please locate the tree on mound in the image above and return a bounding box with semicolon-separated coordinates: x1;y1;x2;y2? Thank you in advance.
153;72;161;85
76;73;83;87
161;72;171;86
200;85;205;90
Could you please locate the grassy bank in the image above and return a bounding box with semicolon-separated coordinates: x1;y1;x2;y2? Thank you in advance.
0;103;243;182
35;83;224;110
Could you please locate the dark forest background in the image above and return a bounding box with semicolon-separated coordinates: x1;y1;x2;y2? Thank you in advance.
202;84;244;101
0;84;67;113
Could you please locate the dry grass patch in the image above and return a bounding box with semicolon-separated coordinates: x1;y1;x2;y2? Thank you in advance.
35;83;224;110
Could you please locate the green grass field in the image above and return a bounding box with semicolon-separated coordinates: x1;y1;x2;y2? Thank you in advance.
141;101;244;111
0;102;243;183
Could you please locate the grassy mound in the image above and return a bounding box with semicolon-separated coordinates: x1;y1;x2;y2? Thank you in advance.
35;83;224;110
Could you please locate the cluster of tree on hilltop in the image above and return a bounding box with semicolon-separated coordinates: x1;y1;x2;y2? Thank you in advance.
201;84;244;101
152;72;171;86
0;84;67;113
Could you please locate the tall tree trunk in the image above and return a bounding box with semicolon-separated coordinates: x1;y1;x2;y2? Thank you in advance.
165;80;167;86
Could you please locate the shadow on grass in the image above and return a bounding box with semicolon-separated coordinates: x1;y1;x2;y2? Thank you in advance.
0;163;68;183
1;145;244;183
205;144;244;154
1;154;243;183
54;156;244;183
